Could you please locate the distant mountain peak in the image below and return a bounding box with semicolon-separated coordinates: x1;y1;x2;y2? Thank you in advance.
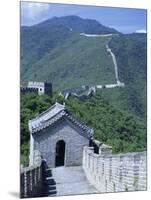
31;15;119;35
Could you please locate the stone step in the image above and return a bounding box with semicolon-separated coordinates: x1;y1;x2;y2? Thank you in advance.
46;168;52;171
45;170;52;177
48;185;56;190
45;178;56;185
48;189;57;193
48;190;57;196
46;177;53;180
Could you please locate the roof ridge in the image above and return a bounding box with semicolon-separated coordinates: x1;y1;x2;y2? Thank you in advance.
30;109;93;138
29;102;65;122
65;110;90;129
29;102;93;139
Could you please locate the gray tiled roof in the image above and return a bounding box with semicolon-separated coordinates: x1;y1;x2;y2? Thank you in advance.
28;102;93;139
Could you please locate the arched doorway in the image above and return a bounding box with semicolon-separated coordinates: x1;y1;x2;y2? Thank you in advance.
55;140;65;167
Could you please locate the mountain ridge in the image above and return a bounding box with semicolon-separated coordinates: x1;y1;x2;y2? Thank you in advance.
20;15;147;120
21;15;120;34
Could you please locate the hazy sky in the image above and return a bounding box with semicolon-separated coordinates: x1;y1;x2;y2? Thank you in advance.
21;2;147;34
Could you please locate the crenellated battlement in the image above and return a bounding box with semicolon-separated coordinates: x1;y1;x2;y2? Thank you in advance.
20;87;38;94
82;145;147;193
21;81;52;96
28;81;45;87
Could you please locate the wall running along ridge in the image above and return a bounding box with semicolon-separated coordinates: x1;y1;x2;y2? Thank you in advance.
82;146;147;193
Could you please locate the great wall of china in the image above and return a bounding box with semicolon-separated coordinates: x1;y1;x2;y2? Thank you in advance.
20;34;146;198
21;143;147;198
83;146;147;193
60;34;125;100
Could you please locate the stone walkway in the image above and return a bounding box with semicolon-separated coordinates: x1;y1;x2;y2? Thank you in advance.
51;166;98;196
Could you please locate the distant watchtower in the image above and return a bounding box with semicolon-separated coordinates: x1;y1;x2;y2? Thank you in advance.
28;81;52;96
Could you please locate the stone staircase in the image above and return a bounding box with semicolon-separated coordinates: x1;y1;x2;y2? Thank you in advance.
45;168;57;197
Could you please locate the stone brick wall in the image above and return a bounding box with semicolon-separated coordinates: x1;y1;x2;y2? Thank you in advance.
21;150;49;198
20;87;38;95
83;146;147;193
20;159;46;198
33;117;89;168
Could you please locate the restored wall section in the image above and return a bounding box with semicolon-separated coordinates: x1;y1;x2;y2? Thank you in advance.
83;146;147;193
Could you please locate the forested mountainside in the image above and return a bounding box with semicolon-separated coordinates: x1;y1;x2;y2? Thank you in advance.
20;16;147;166
21;16;146;120
21;16;117;88
108;33;147;119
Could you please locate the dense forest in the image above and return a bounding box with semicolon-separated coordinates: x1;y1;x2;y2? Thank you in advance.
21;92;146;166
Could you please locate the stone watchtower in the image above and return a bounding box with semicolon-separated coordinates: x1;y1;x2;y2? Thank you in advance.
28;81;52;96
29;102;93;168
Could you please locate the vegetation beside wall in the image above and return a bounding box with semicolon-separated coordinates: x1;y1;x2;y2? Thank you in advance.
21;92;146;166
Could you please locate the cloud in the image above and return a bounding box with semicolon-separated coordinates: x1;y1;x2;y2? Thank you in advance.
21;2;50;20
135;29;147;33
